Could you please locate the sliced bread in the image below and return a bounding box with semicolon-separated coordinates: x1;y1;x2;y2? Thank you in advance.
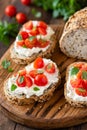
59;7;87;60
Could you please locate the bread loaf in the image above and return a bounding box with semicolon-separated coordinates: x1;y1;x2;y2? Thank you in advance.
59;7;87;60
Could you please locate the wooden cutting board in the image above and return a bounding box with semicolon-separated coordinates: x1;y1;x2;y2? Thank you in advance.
0;25;87;129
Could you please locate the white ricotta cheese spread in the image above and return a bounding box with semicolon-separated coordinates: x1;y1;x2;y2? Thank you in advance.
66;69;87;101
6;59;59;98
13;21;54;58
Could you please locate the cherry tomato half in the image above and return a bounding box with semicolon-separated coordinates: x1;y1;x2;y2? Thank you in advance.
45;63;55;73
16;75;26;87
34;57;44;69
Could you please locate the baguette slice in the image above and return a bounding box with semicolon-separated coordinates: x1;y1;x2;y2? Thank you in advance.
4;58;61;105
10;20;56;64
65;62;87;107
59;7;87;60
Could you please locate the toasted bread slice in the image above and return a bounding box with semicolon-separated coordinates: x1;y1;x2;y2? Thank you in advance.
10;20;56;64
4;58;61;105
59;7;87;60
64;62;87;107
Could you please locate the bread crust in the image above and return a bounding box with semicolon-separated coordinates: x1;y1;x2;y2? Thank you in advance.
59;7;87;60
4;69;61;105
64;62;87;107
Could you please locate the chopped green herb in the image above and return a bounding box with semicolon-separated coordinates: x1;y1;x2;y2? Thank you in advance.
82;71;87;80
2;59;14;73
23;45;27;48
70;67;79;76
20;76;24;83
0;21;19;45
2;59;10;69
18;34;22;40
11;84;17;91
33;87;40;91
31;8;42;18
29;36;36;41
8;68;14;72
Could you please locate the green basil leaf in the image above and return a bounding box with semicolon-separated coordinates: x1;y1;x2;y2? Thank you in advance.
29;36;36;41
11;84;17;91
33;87;40;91
22;45;27;48
20;76;24;83
82;71;87;80
2;59;11;69
70;67;79;76
18;34;22;40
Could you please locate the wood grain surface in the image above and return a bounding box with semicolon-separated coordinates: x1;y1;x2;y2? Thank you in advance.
0;25;87;129
0;0;87;130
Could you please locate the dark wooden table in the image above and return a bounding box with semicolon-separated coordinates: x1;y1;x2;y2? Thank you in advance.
0;0;87;130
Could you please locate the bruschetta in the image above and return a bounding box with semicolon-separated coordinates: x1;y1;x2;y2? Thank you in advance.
10;20;56;64
65;62;87;107
4;57;61;105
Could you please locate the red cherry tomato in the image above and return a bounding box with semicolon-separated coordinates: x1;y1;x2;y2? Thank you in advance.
37;21;47;29
19;69;26;76
34;74;48;86
70;78;87;89
34;57;44;69
29;70;38;78
38;27;47;35
25;38;37;48
24;21;33;30
21;0;31;6
16;13;27;24
29;69;43;78
75;87;87;97
74;63;84;69
29;28;39;36
25;75;33;87
16;75;26;87
20;31;29;40
70;79;81;88
77;70;82;79
45;63;55;73
17;40;25;46
5;5;17;17
37;39;49;48
81;64;87;71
